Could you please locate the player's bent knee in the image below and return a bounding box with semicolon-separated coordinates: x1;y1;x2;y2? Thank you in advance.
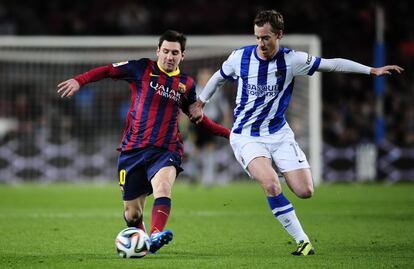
124;209;142;224
260;181;282;196
296;186;314;199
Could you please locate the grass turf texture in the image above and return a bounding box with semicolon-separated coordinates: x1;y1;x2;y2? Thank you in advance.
0;182;413;269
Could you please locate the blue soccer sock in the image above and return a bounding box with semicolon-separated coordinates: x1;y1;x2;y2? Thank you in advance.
267;193;309;243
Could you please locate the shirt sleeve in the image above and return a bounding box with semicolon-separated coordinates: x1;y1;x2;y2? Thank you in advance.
109;59;148;81
220;50;238;80
290;50;322;76
197;115;230;139
74;65;114;86
198;70;226;103
73;59;148;85
198;50;240;103
317;58;371;74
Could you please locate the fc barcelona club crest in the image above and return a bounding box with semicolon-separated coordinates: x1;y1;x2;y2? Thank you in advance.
178;82;186;93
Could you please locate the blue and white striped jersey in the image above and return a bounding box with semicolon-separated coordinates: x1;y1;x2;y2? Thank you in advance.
220;45;321;136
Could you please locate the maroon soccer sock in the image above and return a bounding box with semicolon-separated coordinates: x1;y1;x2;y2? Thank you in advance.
150;197;171;235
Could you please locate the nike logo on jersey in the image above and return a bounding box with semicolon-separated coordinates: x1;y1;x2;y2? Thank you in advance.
298;160;305;163
150;72;160;77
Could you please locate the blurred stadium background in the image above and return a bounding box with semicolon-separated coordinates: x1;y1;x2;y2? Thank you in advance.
0;0;413;184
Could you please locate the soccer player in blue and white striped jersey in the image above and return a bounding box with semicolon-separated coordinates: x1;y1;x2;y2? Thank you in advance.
190;10;403;255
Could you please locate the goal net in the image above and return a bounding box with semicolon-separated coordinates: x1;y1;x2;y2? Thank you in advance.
0;35;321;184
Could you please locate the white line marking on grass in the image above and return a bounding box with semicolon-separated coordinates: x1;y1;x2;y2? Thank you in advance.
0;210;264;218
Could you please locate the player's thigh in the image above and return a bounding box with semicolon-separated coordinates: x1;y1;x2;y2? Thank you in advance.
119;166;152;201
230;133;271;176
283;168;314;198
247;157;279;184
151;166;177;198
248;157;282;196
118;149;153;200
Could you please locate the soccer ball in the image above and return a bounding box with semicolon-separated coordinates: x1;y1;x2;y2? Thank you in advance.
115;227;151;258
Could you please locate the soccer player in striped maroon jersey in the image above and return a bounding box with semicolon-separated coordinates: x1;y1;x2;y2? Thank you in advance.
57;30;230;254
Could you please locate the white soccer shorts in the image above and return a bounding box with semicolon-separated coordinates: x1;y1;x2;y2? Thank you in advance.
229;123;310;176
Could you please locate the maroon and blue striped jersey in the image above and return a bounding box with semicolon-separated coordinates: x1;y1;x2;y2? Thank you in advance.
75;58;201;157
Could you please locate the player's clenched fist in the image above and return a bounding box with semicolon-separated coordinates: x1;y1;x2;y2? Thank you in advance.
57;78;80;98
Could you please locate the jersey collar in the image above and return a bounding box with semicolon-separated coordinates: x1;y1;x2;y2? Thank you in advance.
157;61;181;77
254;46;282;62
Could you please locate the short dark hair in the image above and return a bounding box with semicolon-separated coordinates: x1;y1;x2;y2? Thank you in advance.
158;30;187;52
254;10;284;33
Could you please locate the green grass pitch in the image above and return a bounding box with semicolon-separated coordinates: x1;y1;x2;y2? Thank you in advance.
1;181;413;269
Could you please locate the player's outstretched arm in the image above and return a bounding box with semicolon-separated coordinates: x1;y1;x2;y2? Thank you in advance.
318;58;404;76
57;65;117;98
370;65;404;76
57;78;80;98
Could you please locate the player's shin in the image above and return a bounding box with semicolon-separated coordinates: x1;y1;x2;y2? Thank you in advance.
267;193;309;243
150;197;171;235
